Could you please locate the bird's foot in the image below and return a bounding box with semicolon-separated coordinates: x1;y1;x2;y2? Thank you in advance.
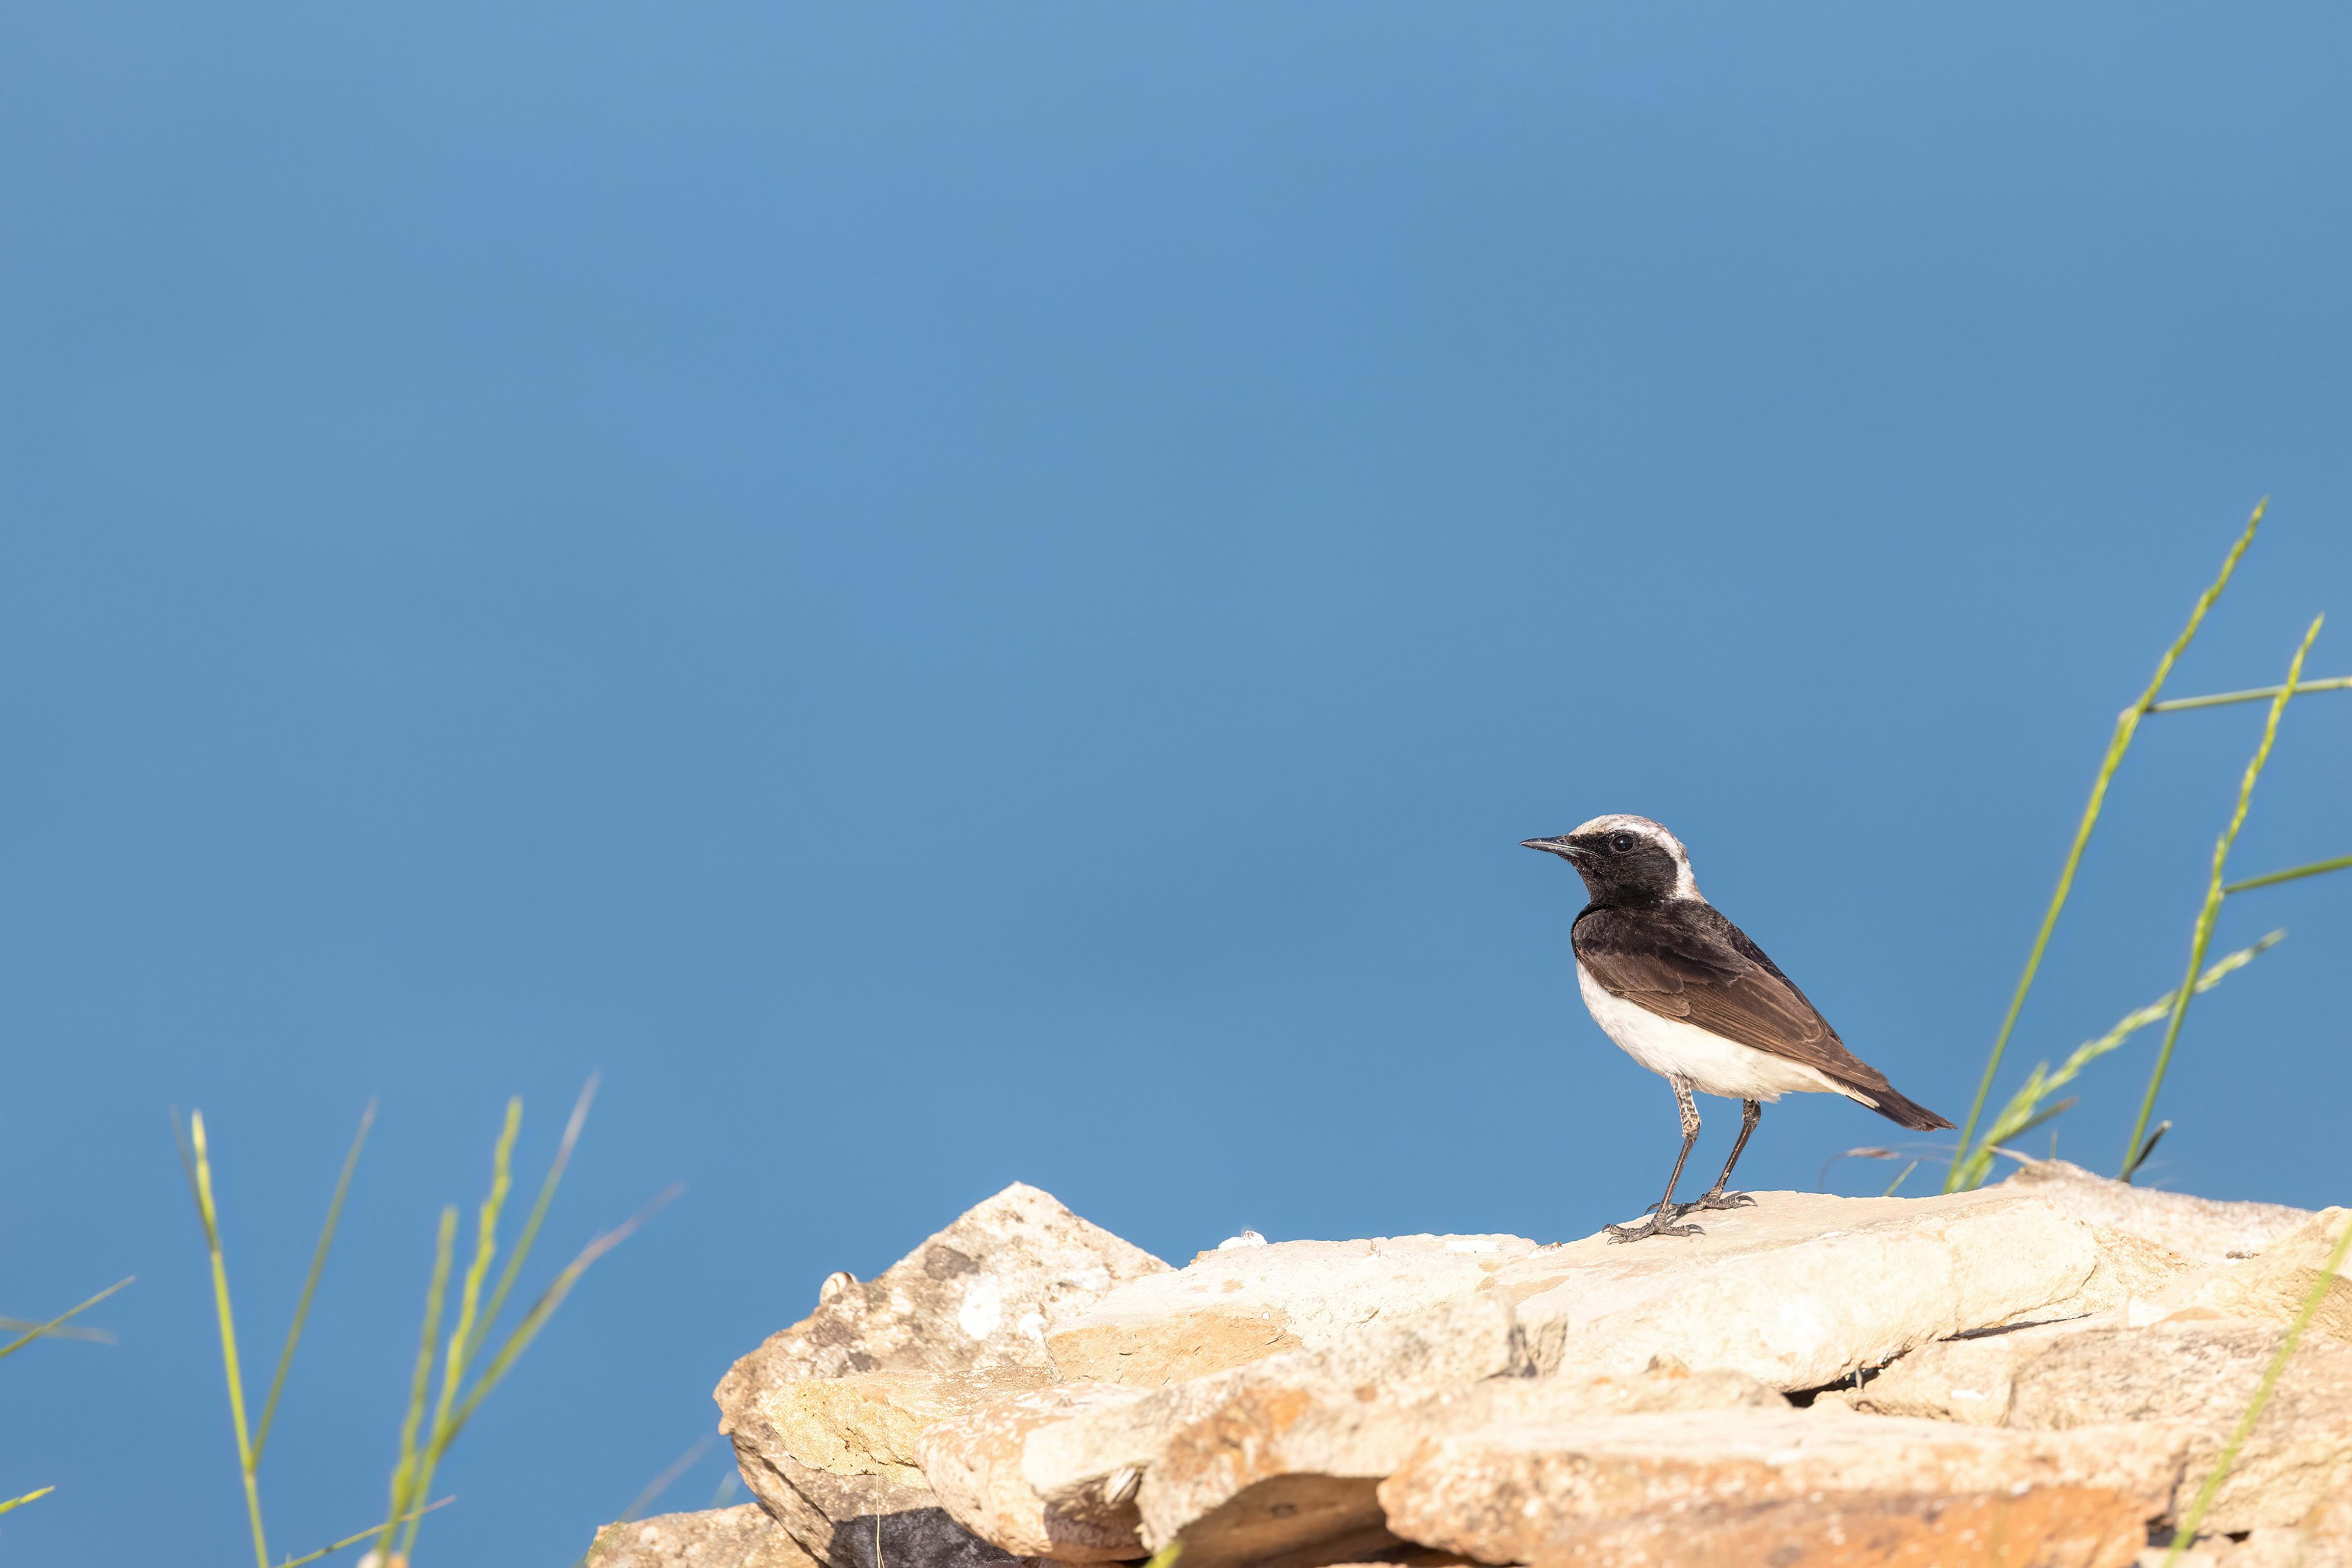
1606;1212;1703;1243
1675;1188;1755;1216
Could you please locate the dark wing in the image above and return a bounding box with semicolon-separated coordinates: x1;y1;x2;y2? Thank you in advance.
1571;903;1895;1099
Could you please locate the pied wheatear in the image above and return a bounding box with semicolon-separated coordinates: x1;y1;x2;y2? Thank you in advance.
1522;815;1952;1243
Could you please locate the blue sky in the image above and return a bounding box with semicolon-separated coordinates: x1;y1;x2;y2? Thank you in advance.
3;5;2349;1565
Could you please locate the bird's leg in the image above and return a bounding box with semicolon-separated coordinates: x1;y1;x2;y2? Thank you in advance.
1680;1098;1762;1214
1607;1083;1705;1242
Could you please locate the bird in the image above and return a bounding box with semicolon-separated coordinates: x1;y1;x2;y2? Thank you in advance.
1521;814;1952;1243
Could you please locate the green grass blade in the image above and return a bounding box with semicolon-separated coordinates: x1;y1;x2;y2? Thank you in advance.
2146;673;2352;712
2163;1212;2352;1565
254;1100;375;1466
376;1206;459;1564
2224;853;2352;896
472;1073;597;1366
1948;930;2285;1190
0;1277;134;1366
620;1435;715;1525
185;1112;271;1568
1881;1161;1918;1197
2001;1097;2079;1147
275;1495;452;1568
1144;1543;1184;1568
401;1099;523;1558
2122;616;2322;1180
0;1318;114;1345
442;1182;681;1441
0;1487;54;1516
1945;500;2265;1191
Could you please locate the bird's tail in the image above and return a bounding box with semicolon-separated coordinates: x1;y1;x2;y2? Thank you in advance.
1853;1082;1954;1132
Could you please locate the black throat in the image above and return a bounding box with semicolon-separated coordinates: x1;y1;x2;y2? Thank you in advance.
1569;840;1683;910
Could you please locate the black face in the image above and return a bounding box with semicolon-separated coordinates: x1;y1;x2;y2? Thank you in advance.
1520;827;1682;907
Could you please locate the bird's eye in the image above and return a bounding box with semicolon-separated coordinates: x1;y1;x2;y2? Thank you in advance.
1609;831;1636;853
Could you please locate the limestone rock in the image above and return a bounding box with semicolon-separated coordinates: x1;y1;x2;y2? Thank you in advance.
2029;1225;2199;1322
1527;1488;2157;1567
1487;1189;2109;1389
714;1182;1168;1568
721;1182;1169;1396
1996;1158;2314;1267
1856;1317;2113;1426
2004;1320;2352;1535
581;1505;819;1568
1045;1232;1538;1386
759;1367;1054;1485
930;1293;1780;1568
746;1448;1035;1568
2138;1208;2352;1343
918;1382;1157;1561
1377;1407;2185;1567
2228;1484;2352;1568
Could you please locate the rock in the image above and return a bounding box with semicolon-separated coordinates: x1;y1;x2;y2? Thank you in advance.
722;1183;1170;1393
929;1293;1781;1568
918;1382;1157;1561
2037;1226;2200;1321
756;1367;1054;1487
2230;1484;2352;1567
1995;1158;2314;1267
2138;1208;2352;1343
581;1505;819;1568
1486;1188;2115;1390
1862;1315;2352;1534
1530;1490;2155;1567
743;1450;1028;1568
1855;1317;2112;1426
2004;1320;2352;1535
714;1183;1169;1568
1376;1407;2185;1567
1045;1232;1538;1386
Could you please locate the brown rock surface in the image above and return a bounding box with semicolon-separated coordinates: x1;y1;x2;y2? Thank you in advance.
1045;1232;1537;1386
581;1505;819;1568
1376;1407;2185;1567
929;1293;1783;1568
918;1382;1157;1561
714;1182;1168;1568
1531;1488;2150;1568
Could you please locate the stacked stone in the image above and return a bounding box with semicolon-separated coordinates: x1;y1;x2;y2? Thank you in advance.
583;1162;2351;1568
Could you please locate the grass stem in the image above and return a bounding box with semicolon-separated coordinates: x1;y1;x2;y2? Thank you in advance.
2163;1211;2352;1565
256;1102;375;1465
400;1101;522;1557
0;1487;54;1517
2223;853;2352;896
377;1206;459;1564
472;1075;596;1367
1948;931;2284;1191
0;1277;134;1366
1945;501;2265;1191
2145;674;2352;712
2121;616;2322;1180
183;1112;272;1568
276;1495;452;1568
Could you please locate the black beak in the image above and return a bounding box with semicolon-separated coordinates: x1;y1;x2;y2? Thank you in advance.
1521;836;1582;860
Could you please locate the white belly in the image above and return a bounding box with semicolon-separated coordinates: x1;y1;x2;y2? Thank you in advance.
1576;962;1867;1105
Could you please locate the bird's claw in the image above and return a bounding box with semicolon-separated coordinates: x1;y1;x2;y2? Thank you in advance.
1606;1215;1704;1243
1675;1189;1755;1216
